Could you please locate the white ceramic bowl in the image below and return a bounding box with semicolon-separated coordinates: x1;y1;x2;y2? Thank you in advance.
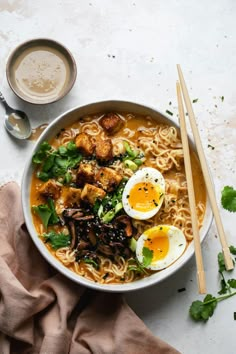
22;100;213;292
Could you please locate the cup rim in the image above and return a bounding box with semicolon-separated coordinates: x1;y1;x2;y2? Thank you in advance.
6;37;77;105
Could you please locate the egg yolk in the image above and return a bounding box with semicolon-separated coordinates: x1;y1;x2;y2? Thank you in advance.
128;182;163;212
144;226;170;261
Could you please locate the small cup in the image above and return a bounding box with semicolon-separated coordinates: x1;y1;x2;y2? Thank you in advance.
6;38;77;105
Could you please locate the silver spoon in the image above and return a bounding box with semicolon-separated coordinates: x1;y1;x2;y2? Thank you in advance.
0;91;31;139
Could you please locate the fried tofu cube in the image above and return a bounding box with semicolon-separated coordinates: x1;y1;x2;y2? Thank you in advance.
95;138;113;161
81;183;106;205
63;187;82;207
96;167;122;192
39;179;61;199
99;113;124;135
75;132;94;156
77;162;95;186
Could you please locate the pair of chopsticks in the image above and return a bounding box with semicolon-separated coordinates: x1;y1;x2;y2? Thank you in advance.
176;65;234;294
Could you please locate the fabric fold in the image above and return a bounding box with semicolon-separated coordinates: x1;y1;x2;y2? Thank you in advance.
0;182;181;354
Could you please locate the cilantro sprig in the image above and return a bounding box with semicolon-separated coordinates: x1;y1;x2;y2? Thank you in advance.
128;247;153;274
32;198;59;229
190;294;217;321
142;247;153;267
33;141;82;183
42;231;71;249
221;186;236;212
189;246;236;322
84;258;99;270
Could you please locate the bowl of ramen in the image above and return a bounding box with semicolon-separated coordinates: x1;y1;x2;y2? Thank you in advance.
22;100;213;292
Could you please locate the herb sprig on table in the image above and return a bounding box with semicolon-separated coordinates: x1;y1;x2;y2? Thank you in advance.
189;186;236;322
221;186;236;212
189;246;236;322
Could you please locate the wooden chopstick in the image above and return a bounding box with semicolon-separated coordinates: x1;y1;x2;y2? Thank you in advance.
177;64;234;271
176;81;206;294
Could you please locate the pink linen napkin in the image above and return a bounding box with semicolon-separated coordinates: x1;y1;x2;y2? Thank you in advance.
0;182;181;354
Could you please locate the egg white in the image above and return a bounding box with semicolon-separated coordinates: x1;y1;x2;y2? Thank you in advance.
122;167;165;220
136;225;187;270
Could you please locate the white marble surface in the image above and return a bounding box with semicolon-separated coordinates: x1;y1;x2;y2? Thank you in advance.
0;1;236;353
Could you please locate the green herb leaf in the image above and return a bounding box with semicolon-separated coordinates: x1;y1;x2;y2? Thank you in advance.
51;165;67;177
192;98;198;103
189;295;217;322
32;204;52;229
42;154;56;172
64;172;72;184
32;198;59;229
221;186;236;212
142;247;153;268
127;259;148;275
47;198;60;225
67;155;82;168
93;199;101;214
166;109;173;116
36;171;50;182
55;157;69;169
218;252;226;273
189;300;205;321
43;231;71;249
228;279;236;289
84;258;99;270
218;279;228;295
202;294;217;320
128;247;153;274
58;146;68;156
67;141;77;152
230;245;236;255
32;142;52;164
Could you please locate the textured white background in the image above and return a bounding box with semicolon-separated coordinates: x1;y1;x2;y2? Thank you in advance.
0;1;236;353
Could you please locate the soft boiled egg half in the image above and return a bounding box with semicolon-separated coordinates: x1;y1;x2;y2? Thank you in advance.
122;167;165;220
136;225;187;270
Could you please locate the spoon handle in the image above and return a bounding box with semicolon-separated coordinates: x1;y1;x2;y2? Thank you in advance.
0;91;10;111
0;91;6;103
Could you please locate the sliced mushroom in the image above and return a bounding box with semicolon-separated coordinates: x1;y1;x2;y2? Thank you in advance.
97;244;113;256
73;215;95;221
88;230;97;246
77;240;90;251
63;208;83;218
115;215;133;237
68;221;77;249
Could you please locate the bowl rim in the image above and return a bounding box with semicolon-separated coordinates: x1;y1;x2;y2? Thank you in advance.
21;99;213;292
6;37;77;105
